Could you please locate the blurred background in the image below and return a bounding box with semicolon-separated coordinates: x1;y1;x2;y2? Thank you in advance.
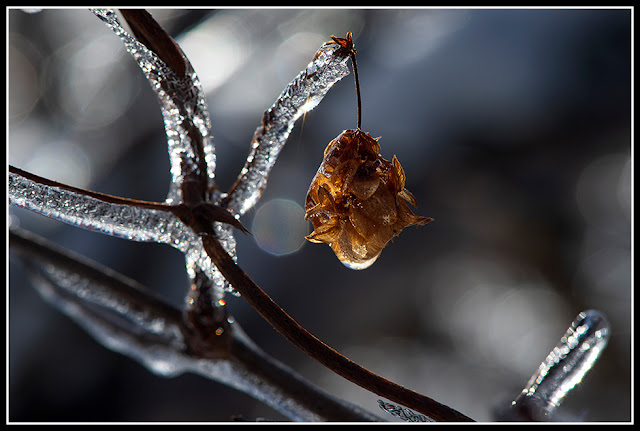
8;8;631;422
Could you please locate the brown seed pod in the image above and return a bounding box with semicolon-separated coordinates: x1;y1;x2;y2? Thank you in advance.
305;128;433;269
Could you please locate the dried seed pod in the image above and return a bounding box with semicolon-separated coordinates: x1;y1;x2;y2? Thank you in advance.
305;128;433;269
304;33;432;269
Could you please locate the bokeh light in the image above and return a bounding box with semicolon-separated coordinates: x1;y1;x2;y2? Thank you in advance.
252;198;309;256
8;34;41;123
177;11;252;95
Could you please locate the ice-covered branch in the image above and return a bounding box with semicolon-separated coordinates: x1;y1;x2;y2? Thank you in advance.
9;164;244;298
10;227;379;422
9;166;238;300
496;310;610;421
10;227;186;357
9;167;184;244
91;8;216;205
90;9;242;297
223;40;352;217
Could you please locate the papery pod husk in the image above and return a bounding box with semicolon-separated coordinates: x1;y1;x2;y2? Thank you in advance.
305;129;433;269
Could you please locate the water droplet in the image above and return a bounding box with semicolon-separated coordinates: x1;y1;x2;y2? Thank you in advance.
340;252;380;270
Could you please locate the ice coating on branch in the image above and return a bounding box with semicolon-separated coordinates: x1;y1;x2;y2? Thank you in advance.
39;264;184;345
504;310;610;421
378;400;432;422
32;266;187;378
223;42;352;217
89;9;237;295
183;221;238;297
9;171;184;244
91;8;216;204
10;170;237;295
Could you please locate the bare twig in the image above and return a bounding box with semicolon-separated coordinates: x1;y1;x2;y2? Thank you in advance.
200;230;474;422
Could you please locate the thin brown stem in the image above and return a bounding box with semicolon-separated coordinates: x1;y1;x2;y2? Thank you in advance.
350;50;362;130
330;33;361;130
200;231;474;422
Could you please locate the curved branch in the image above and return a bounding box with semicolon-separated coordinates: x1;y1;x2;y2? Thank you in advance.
200;231;474;422
92;8;216;204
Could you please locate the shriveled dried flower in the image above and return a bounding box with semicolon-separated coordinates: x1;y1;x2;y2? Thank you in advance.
305;33;433;269
305;128;432;269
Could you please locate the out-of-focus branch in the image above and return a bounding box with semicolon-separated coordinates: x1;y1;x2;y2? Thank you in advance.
10;227;185;345
9;227;380;422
